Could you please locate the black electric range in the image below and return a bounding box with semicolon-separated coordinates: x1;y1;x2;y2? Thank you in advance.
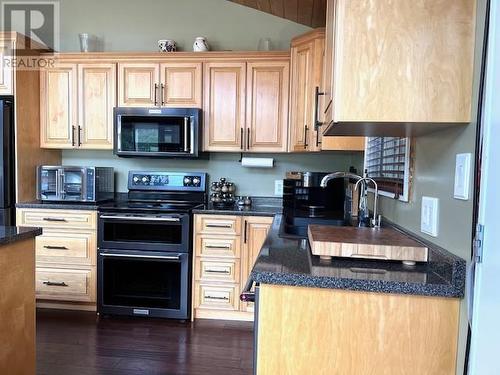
97;171;207;320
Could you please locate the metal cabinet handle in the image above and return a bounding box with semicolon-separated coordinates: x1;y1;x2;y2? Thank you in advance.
154;83;158;106
205;295;230;301
77;126;82;146
314;87;325;148
244;220;248;244
43;245;68;250
161;83;165;105
206;224;232;228
43;217;67;222
43;281;68;287
247;128;251;150
304;125;309;149
240;128;244;150
205;269;231;274
71;126;76;147
205;245;231;250
184;117;189;152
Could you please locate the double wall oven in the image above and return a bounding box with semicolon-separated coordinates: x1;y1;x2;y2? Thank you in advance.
98;171;207;319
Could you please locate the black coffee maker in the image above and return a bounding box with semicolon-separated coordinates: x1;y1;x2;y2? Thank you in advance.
282;171;352;237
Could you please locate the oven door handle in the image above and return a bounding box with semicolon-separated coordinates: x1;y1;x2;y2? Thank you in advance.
99;215;181;222
99;253;182;261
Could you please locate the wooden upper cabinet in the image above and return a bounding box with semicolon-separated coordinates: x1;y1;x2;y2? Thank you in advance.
246;61;289;152
328;0;476;132
78;63;116;149
41;62;115;149
160;62;202;107
40;64;78;148
0;39;14;95
203;62;246;152
118;63;159;107
289;33;317;152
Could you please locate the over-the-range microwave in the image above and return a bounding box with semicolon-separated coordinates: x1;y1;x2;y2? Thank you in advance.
113;107;204;158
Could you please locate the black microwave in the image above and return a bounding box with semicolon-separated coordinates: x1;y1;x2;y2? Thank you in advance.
114;107;203;158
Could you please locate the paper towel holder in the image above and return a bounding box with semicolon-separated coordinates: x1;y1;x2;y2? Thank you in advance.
238;153;274;168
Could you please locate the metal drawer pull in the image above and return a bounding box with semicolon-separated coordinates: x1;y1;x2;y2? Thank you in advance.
43;245;68;250
205;245;231;250
100;253;181;260
206;224;232;228
43;281;68;287
42;217;67;222
100;215;180;222
205;295;230;301
205;269;231;274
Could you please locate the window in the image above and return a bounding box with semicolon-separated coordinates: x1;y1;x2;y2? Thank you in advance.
364;137;412;202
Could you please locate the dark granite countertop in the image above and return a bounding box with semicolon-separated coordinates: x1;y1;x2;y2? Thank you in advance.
250;214;466;298
192;197;282;217
0;226;42;246
16;200;101;210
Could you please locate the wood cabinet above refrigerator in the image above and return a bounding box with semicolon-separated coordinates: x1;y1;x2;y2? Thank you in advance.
322;0;477;137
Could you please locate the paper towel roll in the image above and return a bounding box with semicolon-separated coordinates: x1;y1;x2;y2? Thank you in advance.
241;157;274;168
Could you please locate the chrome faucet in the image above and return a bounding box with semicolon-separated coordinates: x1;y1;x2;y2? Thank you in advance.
320;172;381;228
354;177;381;228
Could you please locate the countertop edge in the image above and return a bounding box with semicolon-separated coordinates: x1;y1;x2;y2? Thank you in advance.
250;214;466;299
0;227;42;246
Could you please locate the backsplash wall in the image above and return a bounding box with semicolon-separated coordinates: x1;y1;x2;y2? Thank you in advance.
62;151;364;195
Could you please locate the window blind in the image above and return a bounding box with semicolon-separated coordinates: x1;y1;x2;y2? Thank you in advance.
365;137;408;198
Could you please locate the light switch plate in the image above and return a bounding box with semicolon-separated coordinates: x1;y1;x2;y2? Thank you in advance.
274;180;284;196
421;196;439;237
454;153;471;200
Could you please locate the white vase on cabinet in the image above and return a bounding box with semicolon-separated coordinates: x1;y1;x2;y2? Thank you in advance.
193;37;209;52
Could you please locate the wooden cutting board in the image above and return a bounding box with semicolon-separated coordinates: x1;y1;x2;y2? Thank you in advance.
308;225;428;263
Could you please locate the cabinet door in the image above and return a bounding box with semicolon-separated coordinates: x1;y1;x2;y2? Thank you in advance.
246;61;289;152
289;43;314;152
0;40;14;95
203;62;246;151
320;0;365;151
40;64;78;148
118;63;159;107
78;63;116;149
160;62;202;107
332;0;474;123
241;216;273;313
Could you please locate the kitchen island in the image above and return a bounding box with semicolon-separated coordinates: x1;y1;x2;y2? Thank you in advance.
0;226;42;375
250;214;465;375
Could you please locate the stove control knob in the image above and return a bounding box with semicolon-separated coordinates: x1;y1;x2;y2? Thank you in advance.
133;176;140;183
183;177;192;186
142;176;149;184
192;177;200;186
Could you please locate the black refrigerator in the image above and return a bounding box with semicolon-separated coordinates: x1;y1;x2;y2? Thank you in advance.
0;97;15;226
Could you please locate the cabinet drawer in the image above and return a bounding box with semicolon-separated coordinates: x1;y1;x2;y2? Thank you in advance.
36;267;95;302
36;230;96;266
195;258;240;283
194;283;240;311
17;209;97;230
195;215;241;235
195;235;241;258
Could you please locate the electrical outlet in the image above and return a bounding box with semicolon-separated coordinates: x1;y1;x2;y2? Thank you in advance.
421;196;439;237
454;153;471;200
274;180;284;196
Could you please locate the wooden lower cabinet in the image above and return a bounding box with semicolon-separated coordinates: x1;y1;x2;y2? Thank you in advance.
16;208;98;311
192;214;273;321
256;284;460;375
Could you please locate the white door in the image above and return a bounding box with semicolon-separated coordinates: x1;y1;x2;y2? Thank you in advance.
468;0;500;373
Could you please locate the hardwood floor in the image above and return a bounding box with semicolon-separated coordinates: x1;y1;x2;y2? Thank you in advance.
36;309;254;375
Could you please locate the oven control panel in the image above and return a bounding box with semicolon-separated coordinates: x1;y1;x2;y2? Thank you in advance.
128;171;206;191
